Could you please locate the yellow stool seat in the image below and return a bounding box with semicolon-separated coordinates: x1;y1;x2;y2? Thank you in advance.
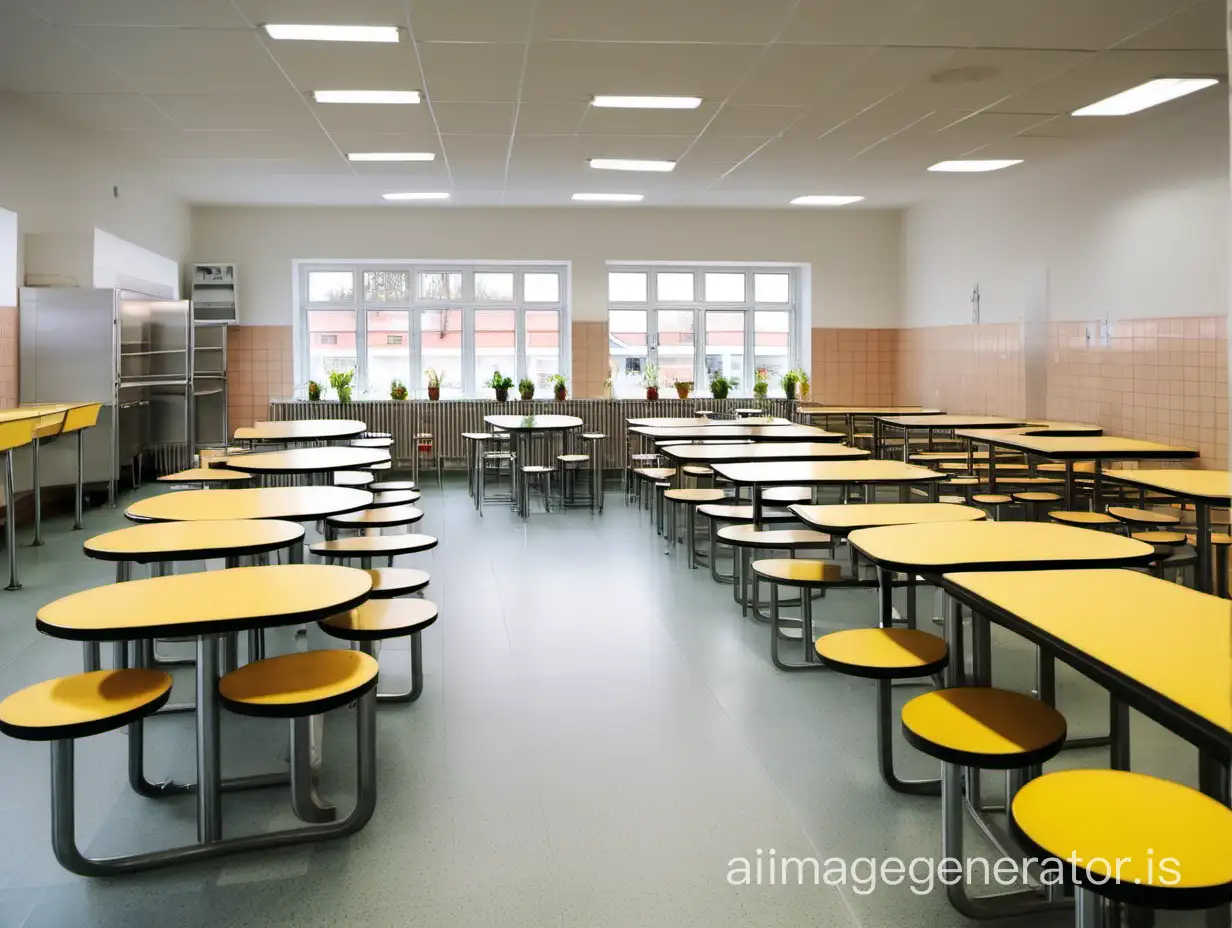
697;504;795;523
750;558;844;586
310;533;438;558
718;526;831;549
365;461;392;471
369;480;416;492
1049;511;1119;527
1132;530;1188;545
762;487;813;504
972;494;1012;505
1012;491;1061;503
1108;506;1181;526
320;599;439;642
352;437;393;449
521;465;555;474
333;470;376;488
663;488;728;503
370;490;422;508
1010;769;1232;910
944;477;980;486
0;669;171;741
366;567;430;598
682;465;713;477
557;454;589;463
219;650;378;718
901;687;1067;769
326;505;424;529
633;467;677;481
814;628;948;680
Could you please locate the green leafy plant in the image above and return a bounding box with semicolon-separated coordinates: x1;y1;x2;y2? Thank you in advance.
781;369;801;401
518;377;536;400
549;373;568;401
709;373;738;400
673;379;694;399
792;368;810;400
753;367;769;399
328;369;354;403
306;380;321;402
390;379;408;400
643;363;660;401
424;369;443;388
485;369;514;401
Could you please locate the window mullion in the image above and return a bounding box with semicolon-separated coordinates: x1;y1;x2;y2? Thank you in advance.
356;307;369;392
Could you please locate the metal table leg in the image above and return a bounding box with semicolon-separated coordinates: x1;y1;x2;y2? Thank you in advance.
74;430;85;529
5;449;19;590
31;438;43;546
195;633;223;843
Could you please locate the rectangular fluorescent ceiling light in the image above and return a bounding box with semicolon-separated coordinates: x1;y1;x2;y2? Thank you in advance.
592;95;702;109
790;195;864;206
589;158;675;172
263;24;400;42
348;152;435;162
382;192;450;201
572;193;644;202
313;90;420;104
928;160;1023;172
1072;77;1219;116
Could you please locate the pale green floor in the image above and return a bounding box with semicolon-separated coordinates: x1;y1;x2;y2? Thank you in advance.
0;476;1212;927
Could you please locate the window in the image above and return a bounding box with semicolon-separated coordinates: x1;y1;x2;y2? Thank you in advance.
608;265;797;398
297;263;568;396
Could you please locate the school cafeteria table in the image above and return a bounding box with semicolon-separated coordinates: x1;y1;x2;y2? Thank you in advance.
876;415;1032;462
216;446;390;484
630;424;843;443
956;430;1199;510
710;460;948;522
234;418;367;443
658;442;869;466
625;416;790;428
798;406;943;443
125;486;373;526
484;414;584;517
1102;469;1232;594
35;564;373;863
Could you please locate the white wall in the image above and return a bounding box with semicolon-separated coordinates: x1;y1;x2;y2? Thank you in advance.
0;207;15;306
0;93;189;286
190;206;902;328
902;93;1229;327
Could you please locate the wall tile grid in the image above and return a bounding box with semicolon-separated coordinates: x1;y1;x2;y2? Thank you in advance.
228;325;293;430
1046;316;1228;468
571;321;609;399
0;307;17;408
810;328;897;405
895;323;1026;416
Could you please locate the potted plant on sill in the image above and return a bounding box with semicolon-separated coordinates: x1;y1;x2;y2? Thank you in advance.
673;379;693;399
752;368;769;400
643;363;660;401
518;377;536;401
307;380;321;402
486;370;514;402
424;369;443;401
709;373;737;400
794;369;810;402
390;379;408;401
549;374;568;402
328;369;354;403
781;369;801;401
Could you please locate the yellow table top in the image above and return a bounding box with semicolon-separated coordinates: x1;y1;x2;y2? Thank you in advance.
632;424;843;442
879;414;1030;429
941;569;1232;749
233;418;367;442
956;430;1198;462
712;460;946;486
84;519;304;562
1103;469;1232;505
217;446;390;474
800;406;943;416
126;486;373;523
791;502;986;534
157;467;253;483
660;442;868;463
37;564;372;641
0;402;91;424
848;520;1155;573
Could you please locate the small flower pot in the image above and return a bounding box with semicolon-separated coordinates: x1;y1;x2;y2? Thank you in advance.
307;392;320;402
520;390;535;401
646;386;659;401
711;388;729;400
428;386;440;401
675;385;691;399
554;387;567;402
495;388;509;402
784;383;796;401
336;387;352;403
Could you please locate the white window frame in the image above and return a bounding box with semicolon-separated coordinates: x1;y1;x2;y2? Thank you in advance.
606;263;798;397
295;260;570;397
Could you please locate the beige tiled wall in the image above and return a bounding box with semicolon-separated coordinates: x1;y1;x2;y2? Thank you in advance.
810;328;897;404
571;321;609;399
1047;316;1228;468
228;325;293;430
896;323;1026;416
0;307;17;408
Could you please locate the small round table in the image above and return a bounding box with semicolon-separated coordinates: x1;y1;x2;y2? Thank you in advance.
234;419;367;444
36;564;373;850
215;447;390;485
483;415;583;517
125;486;373;525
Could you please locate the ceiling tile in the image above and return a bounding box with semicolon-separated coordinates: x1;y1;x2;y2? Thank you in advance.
514;102;587;134
925;0;1197;50
151;92;319;131
1115;0;1226;50
887;48;1096;113
27;0;246;27
532;0;797;43
703;105;807;136
233;0;409;25
351;160;451;182
576;104;719;136
520;41;763;104
311;101;437;134
681;135;774;163
512;134;691;162
25;92;171;130
67;25;287;94
0;13;131;93
104;128;341;160
779;0;929;45
729;45;879;106
440;135;512;159
263;36;422;92
446;160;510;186
326;132;440;154
431;102;516;134
409;0;536;41
417;42;526;103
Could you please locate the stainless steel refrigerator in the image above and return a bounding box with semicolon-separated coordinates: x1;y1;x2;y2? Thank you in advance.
19;287;194;504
